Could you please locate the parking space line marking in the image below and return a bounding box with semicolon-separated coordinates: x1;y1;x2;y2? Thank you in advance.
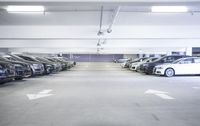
155;93;175;99
27;89;54;100
145;89;175;100
39;89;52;94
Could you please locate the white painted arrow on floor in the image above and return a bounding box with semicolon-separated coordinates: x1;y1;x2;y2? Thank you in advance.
145;89;175;100
27;89;54;100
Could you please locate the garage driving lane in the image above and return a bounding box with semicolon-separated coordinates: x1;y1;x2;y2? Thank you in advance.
0;62;200;126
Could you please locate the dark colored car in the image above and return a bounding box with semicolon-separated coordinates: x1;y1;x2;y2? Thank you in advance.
16;55;54;75
130;57;159;71
45;57;68;71
138;57;158;72
0;61;15;83
54;57;76;68
141;55;191;74
0;56;31;80
35;57;61;73
4;54;45;76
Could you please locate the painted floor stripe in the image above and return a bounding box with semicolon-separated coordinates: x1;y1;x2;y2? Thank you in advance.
39;89;52;94
155;94;175;100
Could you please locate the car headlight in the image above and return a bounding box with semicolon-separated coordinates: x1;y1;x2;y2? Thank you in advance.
0;65;4;73
31;64;39;69
0;69;4;73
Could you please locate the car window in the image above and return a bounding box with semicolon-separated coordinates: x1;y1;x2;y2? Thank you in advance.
166;57;175;63
152;58;158;62
194;58;200;63
179;58;193;64
160;57;173;63
6;57;16;61
146;60;150;63
19;56;35;61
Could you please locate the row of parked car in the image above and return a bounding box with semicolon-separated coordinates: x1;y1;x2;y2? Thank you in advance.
119;55;200;77
0;54;76;84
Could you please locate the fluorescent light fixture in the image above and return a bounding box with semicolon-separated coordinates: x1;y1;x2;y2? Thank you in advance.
151;6;188;13
7;6;45;13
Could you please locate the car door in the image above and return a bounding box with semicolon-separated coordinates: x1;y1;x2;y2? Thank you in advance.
174;58;194;75
193;58;200;74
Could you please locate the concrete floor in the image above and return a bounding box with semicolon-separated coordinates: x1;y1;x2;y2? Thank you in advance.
0;62;200;126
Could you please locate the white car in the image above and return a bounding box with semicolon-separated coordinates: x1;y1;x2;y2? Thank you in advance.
154;57;200;77
130;57;158;71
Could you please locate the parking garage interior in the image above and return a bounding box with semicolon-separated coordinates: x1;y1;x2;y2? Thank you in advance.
1;0;200;126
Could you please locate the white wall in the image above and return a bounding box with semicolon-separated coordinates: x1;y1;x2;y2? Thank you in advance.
123;54;138;59
1;25;200;39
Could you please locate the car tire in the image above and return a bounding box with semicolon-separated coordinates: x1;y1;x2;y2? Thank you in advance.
15;77;23;80
30;68;35;77
165;68;175;77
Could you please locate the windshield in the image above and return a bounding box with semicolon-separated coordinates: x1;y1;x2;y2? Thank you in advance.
143;58;151;62
152;57;164;62
172;59;182;64
0;57;8;61
10;54;27;61
3;56;17;61
46;58;56;62
17;55;37;62
36;57;51;62
132;58;139;61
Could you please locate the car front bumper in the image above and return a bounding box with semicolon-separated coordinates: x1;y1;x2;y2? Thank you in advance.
153;68;165;75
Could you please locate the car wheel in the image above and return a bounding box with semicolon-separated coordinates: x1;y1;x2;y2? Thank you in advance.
165;68;175;77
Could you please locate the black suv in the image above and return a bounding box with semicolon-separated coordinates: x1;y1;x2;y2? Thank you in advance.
141;55;191;74
16;55;54;75
0;61;15;83
0;56;31;80
4;54;45;76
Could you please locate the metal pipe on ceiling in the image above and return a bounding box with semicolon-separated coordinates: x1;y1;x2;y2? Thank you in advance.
97;6;104;36
107;6;120;33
